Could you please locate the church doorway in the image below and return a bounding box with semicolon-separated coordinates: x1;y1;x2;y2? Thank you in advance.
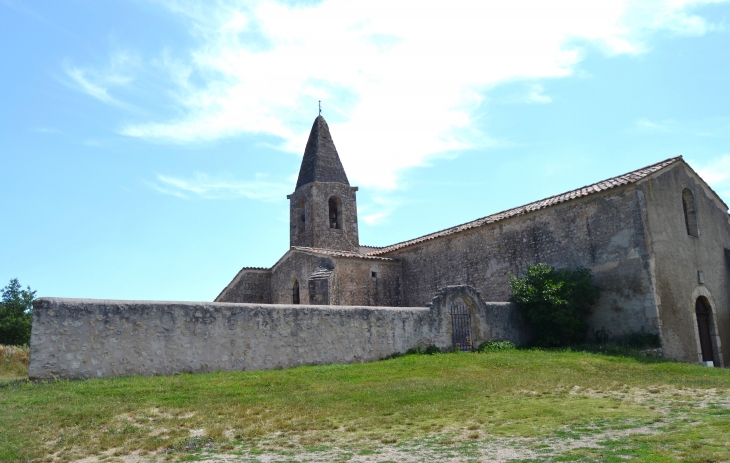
695;297;714;363
451;298;473;351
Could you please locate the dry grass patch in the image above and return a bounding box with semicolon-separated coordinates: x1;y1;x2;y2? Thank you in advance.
1;349;730;462
0;345;28;381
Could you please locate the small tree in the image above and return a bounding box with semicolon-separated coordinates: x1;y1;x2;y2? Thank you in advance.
0;278;36;346
509;264;599;347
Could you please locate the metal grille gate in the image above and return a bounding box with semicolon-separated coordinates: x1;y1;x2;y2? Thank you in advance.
451;298;472;351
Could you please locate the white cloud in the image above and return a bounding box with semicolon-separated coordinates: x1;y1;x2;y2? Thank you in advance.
33;127;66;135
695;154;730;185
524;84;552;104
360;196;403;225
635;116;730;137
636;118;670;131
146;172;290;201
107;0;727;190
63;50;139;108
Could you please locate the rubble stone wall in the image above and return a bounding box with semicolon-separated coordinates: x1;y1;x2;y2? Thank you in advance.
215;269;271;303
385;186;660;338
29;291;521;379
639;166;730;365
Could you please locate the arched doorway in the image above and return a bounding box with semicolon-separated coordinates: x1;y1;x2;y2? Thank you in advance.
292;279;300;304
695;297;714;363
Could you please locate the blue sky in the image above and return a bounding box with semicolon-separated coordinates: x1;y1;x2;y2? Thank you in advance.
2;0;729;301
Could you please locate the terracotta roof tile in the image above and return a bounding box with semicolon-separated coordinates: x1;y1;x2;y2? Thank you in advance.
370;156;682;255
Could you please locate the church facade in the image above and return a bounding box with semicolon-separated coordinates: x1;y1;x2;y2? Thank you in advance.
217;115;730;366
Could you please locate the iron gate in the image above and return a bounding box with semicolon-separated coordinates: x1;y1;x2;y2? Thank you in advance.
451;298;472;351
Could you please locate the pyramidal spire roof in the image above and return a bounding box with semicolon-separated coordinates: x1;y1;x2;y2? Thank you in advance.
295;115;350;189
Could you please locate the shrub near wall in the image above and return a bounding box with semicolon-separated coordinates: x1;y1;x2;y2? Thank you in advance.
0;279;35;346
509;264;600;347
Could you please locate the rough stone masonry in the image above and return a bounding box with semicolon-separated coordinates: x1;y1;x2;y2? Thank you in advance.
29;288;523;379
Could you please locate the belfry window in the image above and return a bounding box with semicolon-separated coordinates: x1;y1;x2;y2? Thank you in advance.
292;279;300;304
682;188;699;237
329;196;342;229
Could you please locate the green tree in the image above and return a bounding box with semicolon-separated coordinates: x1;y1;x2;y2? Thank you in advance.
0;278;36;346
509;263;600;347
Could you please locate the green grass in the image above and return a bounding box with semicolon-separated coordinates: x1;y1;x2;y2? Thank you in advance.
1;349;730;462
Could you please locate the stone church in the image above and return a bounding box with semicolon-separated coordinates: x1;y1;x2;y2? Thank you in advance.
217;115;730;367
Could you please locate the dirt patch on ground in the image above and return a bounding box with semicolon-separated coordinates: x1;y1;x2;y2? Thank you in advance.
45;387;730;463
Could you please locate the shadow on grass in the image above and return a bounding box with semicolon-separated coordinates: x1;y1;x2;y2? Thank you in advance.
539;344;669;364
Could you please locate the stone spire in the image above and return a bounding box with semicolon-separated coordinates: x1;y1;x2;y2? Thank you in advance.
295;116;350;190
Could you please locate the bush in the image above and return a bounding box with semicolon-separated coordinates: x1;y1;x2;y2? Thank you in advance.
509;263;600;347
0;279;35;346
476;340;516;352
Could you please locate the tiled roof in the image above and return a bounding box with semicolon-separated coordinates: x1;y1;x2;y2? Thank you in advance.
370;156;683;255
291;246;399;261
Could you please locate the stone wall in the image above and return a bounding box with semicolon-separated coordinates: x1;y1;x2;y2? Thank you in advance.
270;251;334;304
270;250;403;307
29;288;522;379
639;165;730;365
384;186;659;338
215;268;271;303
331;258;402;307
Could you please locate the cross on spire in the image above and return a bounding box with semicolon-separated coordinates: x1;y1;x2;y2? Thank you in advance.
318;100;322;115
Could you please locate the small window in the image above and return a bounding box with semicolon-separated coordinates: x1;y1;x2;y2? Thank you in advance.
371;271;377;278
682;188;699;237
292;279;300;304
328;196;342;229
296;200;305;235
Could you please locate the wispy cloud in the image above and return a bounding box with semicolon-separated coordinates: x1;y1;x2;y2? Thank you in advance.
636;118;670;131
146;172;290;201
635;116;730;137
691;154;730;204
524;84;553;104
360;196;405;225
33;127;66;135
63;51;139;109
500;83;553;104
695;154;730;185
119;0;726;189
68;0;726;191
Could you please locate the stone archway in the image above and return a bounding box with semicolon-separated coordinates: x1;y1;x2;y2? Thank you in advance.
428;285;485;351
690;286;723;366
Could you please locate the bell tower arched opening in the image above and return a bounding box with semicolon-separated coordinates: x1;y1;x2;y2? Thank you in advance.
329;196;342;230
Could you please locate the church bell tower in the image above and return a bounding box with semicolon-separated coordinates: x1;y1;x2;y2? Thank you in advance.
287;116;359;251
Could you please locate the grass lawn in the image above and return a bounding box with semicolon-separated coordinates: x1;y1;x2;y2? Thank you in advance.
2;349;730;462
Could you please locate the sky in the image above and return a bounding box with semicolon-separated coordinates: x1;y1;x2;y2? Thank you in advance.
1;0;730;301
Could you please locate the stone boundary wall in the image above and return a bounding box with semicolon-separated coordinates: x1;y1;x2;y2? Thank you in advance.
29;293;522;380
